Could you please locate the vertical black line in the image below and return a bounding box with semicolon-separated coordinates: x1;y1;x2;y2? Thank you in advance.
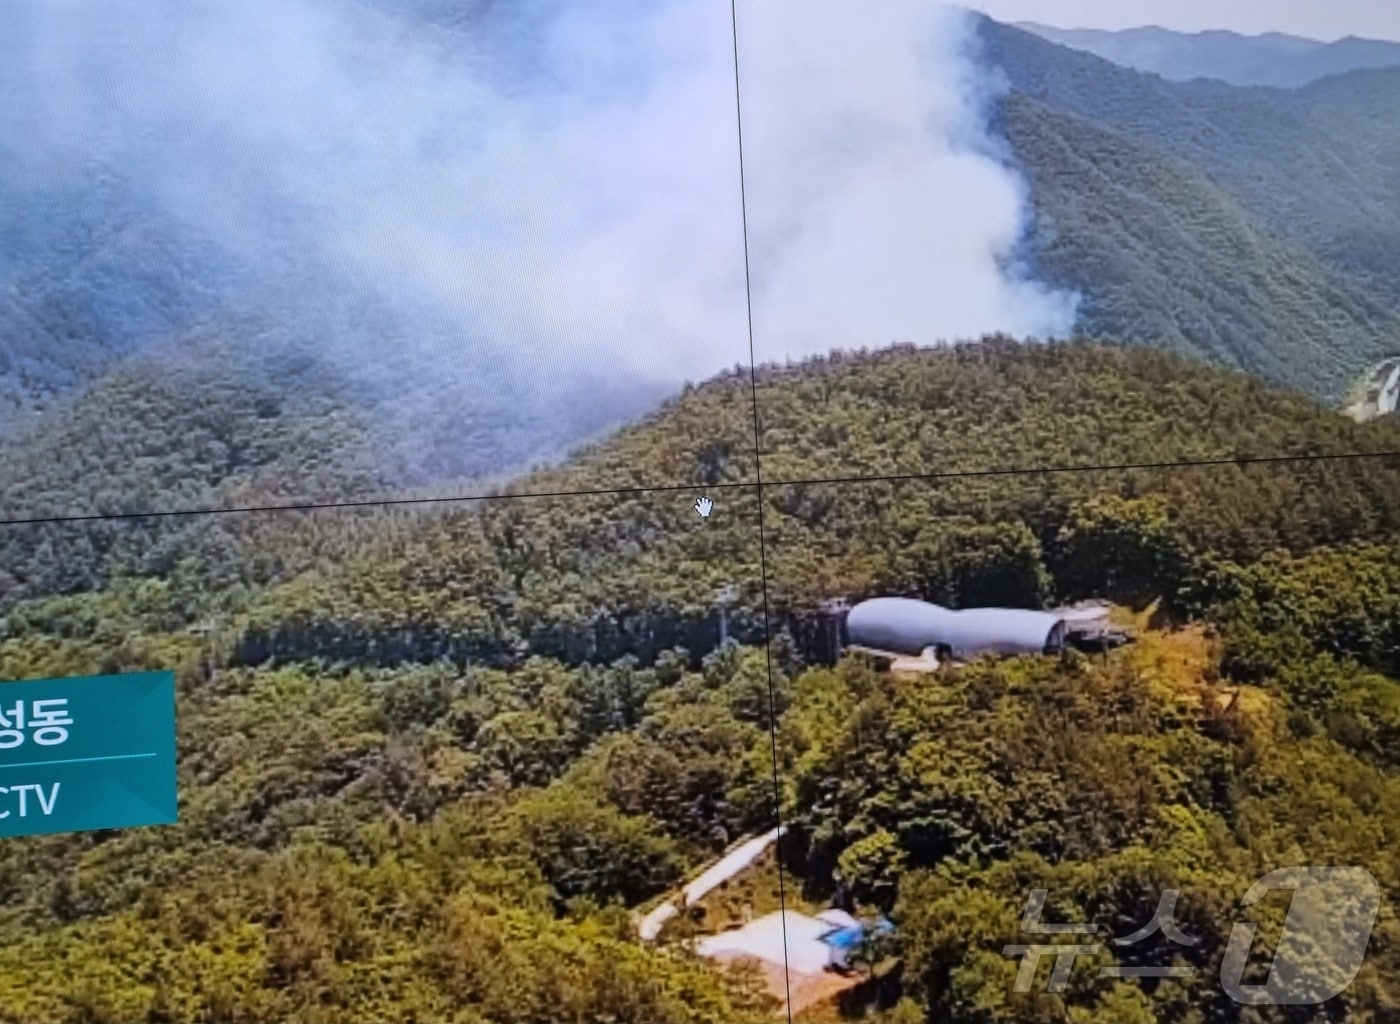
728;3;795;1021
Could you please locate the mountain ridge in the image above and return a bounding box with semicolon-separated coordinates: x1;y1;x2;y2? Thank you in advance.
1013;20;1400;87
978;17;1400;395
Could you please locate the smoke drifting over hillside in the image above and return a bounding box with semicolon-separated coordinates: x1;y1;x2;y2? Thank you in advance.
737;1;1080;357
2;0;1074;402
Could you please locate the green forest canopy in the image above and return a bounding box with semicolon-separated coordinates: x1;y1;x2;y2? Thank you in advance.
0;341;1398;1021
981;18;1400;399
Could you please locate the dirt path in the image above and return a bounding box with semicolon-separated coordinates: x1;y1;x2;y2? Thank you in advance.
784;968;862;1019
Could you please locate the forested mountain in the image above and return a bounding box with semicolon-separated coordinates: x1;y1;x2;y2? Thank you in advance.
9;11;1400;514
997;96;1400;394
6;8;1400;1018
0;177;238;433
2;342;1400;1021
0;318;670;523
6;340;1396;627
0;270;666;514
1015;22;1400;87
980;18;1400;399
199;342;1400;673
0;1;673;499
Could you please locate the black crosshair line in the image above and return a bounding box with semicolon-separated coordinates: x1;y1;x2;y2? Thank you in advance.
728;0;795;1019
1;5;1395;1023
1;449;1397;527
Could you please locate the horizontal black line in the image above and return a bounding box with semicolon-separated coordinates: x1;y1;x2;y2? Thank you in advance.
0;448;1397;527
0;479;725;527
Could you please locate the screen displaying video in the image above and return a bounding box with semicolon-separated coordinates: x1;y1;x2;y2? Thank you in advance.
3;1;1400;1022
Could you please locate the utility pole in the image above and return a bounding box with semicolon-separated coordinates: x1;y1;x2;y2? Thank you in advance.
715;584;739;647
189;619;220;686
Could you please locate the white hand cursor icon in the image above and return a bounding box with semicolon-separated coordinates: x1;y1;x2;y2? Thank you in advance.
695;496;714;518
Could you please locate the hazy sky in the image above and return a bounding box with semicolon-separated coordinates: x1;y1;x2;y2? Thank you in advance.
963;0;1400;42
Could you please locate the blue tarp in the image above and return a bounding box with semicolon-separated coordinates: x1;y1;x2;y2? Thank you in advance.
820;916;895;950
822;926;864;950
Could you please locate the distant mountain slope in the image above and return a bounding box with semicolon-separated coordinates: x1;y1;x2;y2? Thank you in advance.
0;244;662;518
981;20;1400;301
0;177;243;433
0;308;665;522
0;0;671;492
978;18;1400;395
0;338;383;523
996;93;1400;395
1015;22;1400;87
0;347;754;613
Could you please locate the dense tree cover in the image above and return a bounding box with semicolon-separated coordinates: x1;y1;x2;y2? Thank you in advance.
8;343;1399;692
0;639;783;1022
0;343;1398;1021
0;838;777;1024
179;343;1400;673
6;338;1399;691
0;340;384;522
980;19;1400;397
1001;95;1400;397
5;335;1396;628
752;340;1400;477
0;352;757;615
1187;539;1400;771
771;646;1400;1022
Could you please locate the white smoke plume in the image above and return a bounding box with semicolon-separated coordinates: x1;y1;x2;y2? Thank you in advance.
2;0;1075;395
736;0;1080;359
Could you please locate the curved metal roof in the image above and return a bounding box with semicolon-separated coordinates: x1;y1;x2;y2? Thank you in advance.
846;597;1064;658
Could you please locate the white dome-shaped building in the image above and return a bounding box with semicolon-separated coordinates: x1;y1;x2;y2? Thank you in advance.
844;597;1066;660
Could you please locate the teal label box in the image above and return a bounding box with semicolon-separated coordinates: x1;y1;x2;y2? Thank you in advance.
0;671;176;839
